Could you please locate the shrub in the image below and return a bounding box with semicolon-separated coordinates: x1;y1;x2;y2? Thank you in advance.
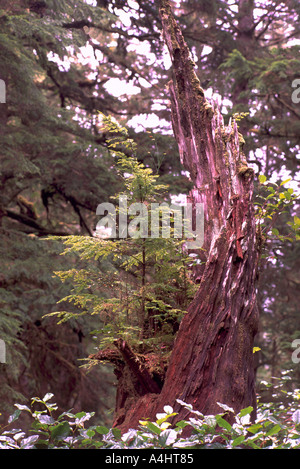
1;387;300;449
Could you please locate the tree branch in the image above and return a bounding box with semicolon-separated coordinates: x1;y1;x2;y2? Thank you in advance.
5;209;70;236
114;339;161;395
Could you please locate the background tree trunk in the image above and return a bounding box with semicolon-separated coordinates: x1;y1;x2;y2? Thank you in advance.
115;0;261;432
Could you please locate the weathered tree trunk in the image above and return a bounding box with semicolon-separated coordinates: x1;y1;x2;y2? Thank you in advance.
113;0;261;432
0;69;8;227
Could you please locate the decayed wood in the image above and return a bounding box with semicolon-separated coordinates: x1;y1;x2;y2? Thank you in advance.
113;339;161;395
115;0;261;432
89;340;162;426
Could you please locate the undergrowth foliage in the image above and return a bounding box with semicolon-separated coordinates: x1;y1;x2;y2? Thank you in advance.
1;377;300;449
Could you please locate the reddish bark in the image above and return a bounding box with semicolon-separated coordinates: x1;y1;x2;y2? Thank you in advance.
111;0;261;432
90;340;164;427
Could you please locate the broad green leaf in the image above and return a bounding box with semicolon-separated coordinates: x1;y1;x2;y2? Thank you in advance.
284;191;292;200
144;422;161;435
266;424;281;436
175;420;189;429
244;439;260;449
258;174;267;183
215;415;232;432
232;435;245;447
51;421;71;440
112;428;122;439
247;423;263;434
95;425;109;435
239;406;254;417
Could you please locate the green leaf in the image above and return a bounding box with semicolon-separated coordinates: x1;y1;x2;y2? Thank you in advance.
8;409;21;423
280;178;291;186
95;425;109;435
51;421;71;440
266;424;281;436
232;435;245;447
112;427;122;439
247;423;263;434
215;415;232;432
294;216;300;226
244;439;260;449
156;412;177;426
239;406;254;417
143;422;162;435
258;174;267;183
175;420;189;429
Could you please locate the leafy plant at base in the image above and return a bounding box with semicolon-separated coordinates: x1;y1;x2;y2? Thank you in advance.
0;393;105;449
2;386;300;449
